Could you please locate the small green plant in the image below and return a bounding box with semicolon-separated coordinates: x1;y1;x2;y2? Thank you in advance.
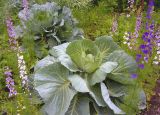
33;35;146;115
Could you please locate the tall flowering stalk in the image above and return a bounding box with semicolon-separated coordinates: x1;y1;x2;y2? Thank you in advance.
17;47;29;90
4;67;17;97
146;0;154;20
124;14;142;50
6;18;18;50
136;0;155;69
6;17;29;90
133;14;142;39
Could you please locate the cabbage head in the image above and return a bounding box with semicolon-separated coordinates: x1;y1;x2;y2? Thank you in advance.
33;35;146;115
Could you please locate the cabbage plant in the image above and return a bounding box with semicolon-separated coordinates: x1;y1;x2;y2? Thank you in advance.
18;2;83;58
33;35;146;115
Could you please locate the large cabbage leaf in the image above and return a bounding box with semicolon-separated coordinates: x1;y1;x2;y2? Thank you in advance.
90;61;118;86
34;63;77;115
100;82;125;114
105;50;138;85
68;74;106;107
34;55;56;71
65;94;90;115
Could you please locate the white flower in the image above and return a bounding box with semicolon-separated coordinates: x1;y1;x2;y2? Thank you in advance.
154;56;158;59
123;41;127;44
127;14;130;17
153;61;159;65
157;50;160;54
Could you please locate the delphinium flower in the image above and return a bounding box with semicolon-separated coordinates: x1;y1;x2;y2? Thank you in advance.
22;0;29;9
126;14;142;51
146;0;154;20
6;17;18;51
136;0;155;69
133;14;142;39
136;22;154;69
18;0;30;22
22;0;29;20
130;73;138;79
4;67;17;97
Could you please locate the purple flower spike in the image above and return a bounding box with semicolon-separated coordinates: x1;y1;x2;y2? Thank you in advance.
142;50;149;54
22;0;29;9
4;71;12;77
136;54;142;62
146;0;154;19
138;64;144;69
6;18;16;38
131;74;138;79
140;44;146;49
4;67;17;98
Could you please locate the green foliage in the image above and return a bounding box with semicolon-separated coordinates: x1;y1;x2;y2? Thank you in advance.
33;36;145;115
52;0;92;8
18;2;83;58
73;1;114;39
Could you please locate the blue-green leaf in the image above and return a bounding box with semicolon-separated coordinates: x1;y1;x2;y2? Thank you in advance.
34;63;77;115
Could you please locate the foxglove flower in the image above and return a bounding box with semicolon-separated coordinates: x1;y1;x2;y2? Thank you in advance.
4;67;17;97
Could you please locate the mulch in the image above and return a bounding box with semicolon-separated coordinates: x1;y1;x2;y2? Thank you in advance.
141;79;160;115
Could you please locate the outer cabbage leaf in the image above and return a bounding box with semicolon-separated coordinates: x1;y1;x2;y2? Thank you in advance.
34;63;77;115
100;82;125;114
105;79;126;97
68;74;106;107
34;55;56;71
65;95;90;115
66;39;101;73
138;90;147;110
105;50;138;85
49;43;80;72
90;61;118;86
92;102;115;115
